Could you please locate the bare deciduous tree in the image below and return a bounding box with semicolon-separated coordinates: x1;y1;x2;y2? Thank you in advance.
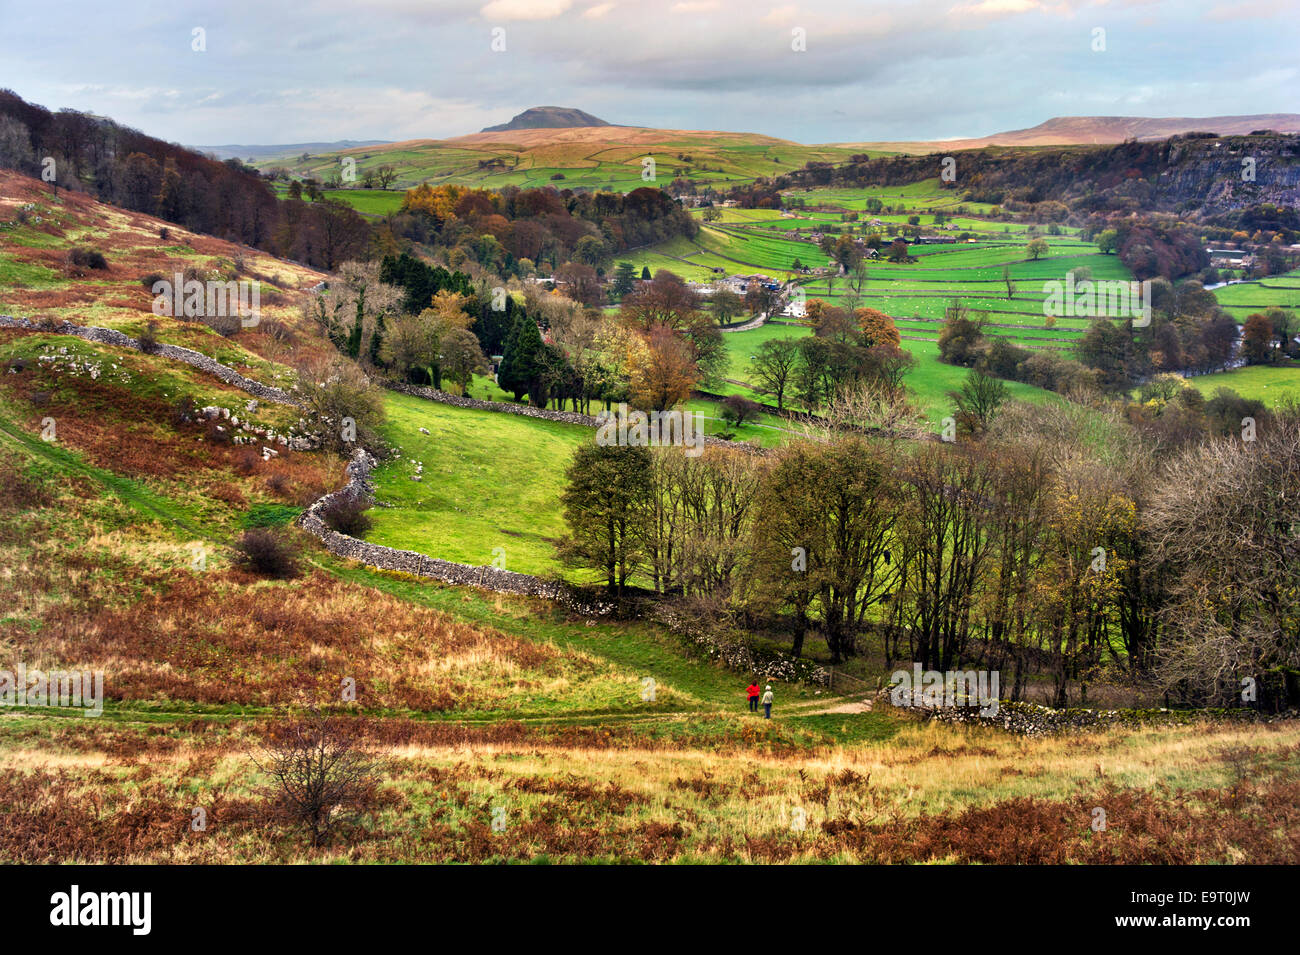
254;709;389;849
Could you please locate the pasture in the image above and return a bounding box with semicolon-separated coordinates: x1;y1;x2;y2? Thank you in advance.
368;390;588;577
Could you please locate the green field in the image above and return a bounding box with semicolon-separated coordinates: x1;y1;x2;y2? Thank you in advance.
270;185;405;216
1185;363;1300;407
616;181;1143;420
369;391;588;576
1210;270;1300;320
719;322;1057;425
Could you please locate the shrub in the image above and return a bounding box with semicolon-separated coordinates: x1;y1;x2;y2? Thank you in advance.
204;418;233;444
320;497;373;538
141;272;165;290
259;319;294;343
254;709;388;848
719;394;761;428
234;528;299;579
0;466;53;511
138;319;161;354
158;227;170;240
203;313;242;337
170;396;198;426
234;447;262;475
66;247;108;272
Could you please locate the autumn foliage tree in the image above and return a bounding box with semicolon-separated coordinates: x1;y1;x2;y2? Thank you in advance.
855;307;901;349
628;323;701;411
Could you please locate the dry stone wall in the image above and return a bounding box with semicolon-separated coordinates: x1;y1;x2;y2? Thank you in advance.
384;381;761;452
0;315;297;406
298;448;570;600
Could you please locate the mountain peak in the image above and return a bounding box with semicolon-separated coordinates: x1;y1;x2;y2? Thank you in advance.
481;106;612;133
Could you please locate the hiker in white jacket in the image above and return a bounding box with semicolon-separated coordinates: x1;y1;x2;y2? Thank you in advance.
761;685;774;719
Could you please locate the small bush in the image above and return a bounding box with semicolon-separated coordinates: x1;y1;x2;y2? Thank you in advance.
141;272;165;290
158;227;170;240
234;446;262;475
170;396;199;426
67;247;108;270
0;466;53;511
138;319;161;354
234;528;299;579
259;319;294;343
203;313;242;338
320;497;373;538
204;418;233;444
254;709;388;848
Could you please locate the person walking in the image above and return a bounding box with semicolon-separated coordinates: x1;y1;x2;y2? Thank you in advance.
761;684;774;719
746;681;761;713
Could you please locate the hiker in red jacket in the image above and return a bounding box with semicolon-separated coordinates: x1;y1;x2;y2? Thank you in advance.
746;681;761;713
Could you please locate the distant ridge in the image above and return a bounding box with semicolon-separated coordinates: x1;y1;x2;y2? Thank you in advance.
193;140;391;161
481;106;613;133
970;114;1300;146
835;114;1300;152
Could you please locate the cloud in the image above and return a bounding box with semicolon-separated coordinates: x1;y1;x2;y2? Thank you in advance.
948;0;1063;16
762;5;800;22
582;2;615;16
671;1;719;12
480;0;572;20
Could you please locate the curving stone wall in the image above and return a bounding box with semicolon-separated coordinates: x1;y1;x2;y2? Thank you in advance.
384;381;762;452
386;381;602;427
298;447;571;600
0;315;298;406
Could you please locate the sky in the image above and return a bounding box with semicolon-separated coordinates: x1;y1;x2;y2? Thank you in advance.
2;0;1297;147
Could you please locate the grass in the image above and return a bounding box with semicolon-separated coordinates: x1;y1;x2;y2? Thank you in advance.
369;390;589;576
2;707;1296;863
1211;268;1300;320
1185;362;1300;407
719;322;1057;425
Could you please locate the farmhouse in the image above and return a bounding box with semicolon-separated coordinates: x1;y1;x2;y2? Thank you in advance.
1207;248;1252;268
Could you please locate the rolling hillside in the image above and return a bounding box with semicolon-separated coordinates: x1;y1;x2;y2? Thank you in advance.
251;127;875;192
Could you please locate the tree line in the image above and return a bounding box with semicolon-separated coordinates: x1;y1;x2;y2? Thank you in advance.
558;389;1300;710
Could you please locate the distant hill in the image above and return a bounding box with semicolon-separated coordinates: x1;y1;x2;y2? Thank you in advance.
964;114;1300;146
481;107;613;133
241;112;1300;196
837;114;1300;153
193;140;391;162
